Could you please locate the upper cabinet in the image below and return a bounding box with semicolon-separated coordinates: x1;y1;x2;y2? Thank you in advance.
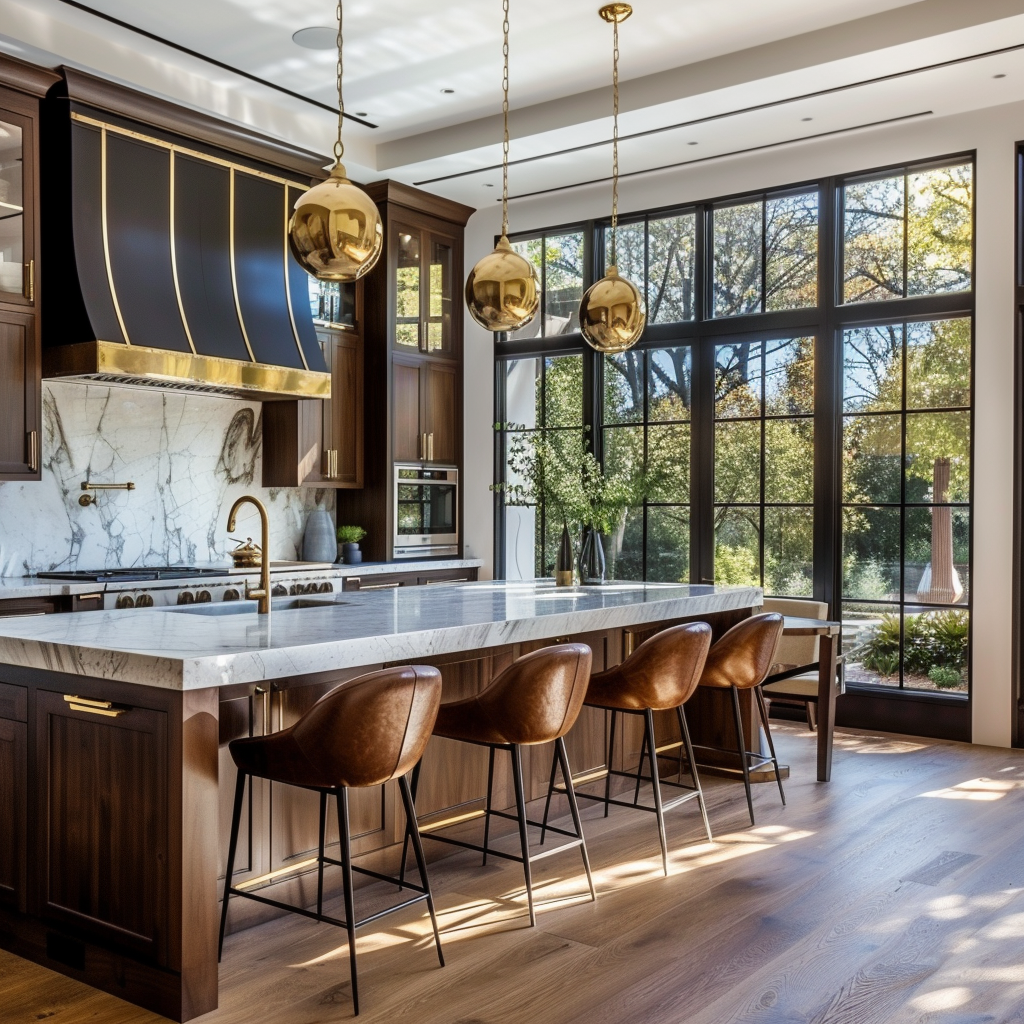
393;221;455;358
0;57;59;482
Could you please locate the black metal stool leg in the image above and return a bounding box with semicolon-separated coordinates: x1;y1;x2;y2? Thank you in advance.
556;737;595;902
483;745;497;861
218;768;246;961
337;789;360;1016
539;743;558;845
398;774;445;968
399;760;421;888
678;705;712;843
755;685;786;807
730;685;755;826
510;744;536;926
633;726;648;806
603;710;617;817
644;710;669;876
317;790;327;917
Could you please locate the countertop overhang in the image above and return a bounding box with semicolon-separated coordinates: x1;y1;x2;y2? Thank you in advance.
0;581;761;691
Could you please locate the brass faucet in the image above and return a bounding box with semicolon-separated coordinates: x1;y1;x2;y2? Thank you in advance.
226;496;271;615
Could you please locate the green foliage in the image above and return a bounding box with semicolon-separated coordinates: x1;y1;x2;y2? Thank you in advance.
336;525;366;544
928;665;963;689
843;556;891;600
855;609;969;679
714;544;760;587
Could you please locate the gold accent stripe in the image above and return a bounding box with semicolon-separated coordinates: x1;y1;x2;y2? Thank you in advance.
100;128;131;346
168;151;197;355
282;184;309;371
229;168;257;363
71;111;314;191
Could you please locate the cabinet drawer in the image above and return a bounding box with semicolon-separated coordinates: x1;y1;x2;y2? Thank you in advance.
0;681;27;722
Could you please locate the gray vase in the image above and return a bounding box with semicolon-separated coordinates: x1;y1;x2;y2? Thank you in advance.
302;508;337;563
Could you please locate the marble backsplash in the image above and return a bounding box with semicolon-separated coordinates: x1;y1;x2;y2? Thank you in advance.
0;381;334;576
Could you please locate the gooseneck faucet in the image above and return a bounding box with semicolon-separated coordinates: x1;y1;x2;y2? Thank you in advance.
226;496;271;615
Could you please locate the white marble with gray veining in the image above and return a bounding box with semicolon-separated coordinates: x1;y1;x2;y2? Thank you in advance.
0;581;762;690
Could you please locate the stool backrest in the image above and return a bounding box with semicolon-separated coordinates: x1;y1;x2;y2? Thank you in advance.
292;665;442;788
597;622;712;710
477;643;592;746
699;613;784;690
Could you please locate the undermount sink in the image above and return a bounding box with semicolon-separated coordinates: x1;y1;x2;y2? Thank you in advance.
167;597;348;615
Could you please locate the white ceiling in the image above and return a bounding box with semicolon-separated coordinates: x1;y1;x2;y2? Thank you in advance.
3;0;1024;208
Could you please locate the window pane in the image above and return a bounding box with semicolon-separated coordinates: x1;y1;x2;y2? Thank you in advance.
504;357;541;429
604;221;645;301
715;341;763;417
715;507;760;586
907;163;972;296
604;351;644;424
510;238;544;342
545;231;585;334
715;420;761;503
764;418;813;503
843;506;900;599
605;506;644;581
648;213;696;322
505;504;538;581
905;412;970;503
765;191;818;310
764;506;813;596
647;506;690;583
906;318;971;409
843;325;903;412
843;176;904;303
648;347;692;422
902;607;969;692
713;201;762;316
647;423;690;503
764;337;813;416
604;424;644;491
545;355;584;428
905;507;970;605
843;414;902;504
843;603;901;687
504;430;533;492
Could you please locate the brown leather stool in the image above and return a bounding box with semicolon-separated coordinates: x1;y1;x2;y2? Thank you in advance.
696;612;786;825
402;643;595;926
219;665;444;1016
542;622;713;875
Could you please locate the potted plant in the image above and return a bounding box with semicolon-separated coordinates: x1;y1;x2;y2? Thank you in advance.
336;525;367;565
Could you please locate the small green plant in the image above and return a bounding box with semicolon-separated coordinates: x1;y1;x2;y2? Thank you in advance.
928;665;962;689
336;525;366;544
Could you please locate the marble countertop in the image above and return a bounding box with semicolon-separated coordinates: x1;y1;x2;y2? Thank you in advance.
0;580;761;691
0;559;484;600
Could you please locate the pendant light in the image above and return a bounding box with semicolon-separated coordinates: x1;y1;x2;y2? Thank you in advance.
579;3;645;354
465;0;540;333
288;2;383;281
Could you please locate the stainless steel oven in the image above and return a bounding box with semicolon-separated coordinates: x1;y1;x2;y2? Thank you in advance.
393;465;458;558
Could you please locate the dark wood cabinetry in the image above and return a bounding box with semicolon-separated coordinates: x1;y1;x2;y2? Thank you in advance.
0;683;27;913
0;58;57;482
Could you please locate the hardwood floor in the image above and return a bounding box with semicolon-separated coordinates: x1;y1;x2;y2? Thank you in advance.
5;724;1024;1023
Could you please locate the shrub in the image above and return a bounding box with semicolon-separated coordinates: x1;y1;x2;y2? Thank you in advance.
928;665;963;689
855;608;969;679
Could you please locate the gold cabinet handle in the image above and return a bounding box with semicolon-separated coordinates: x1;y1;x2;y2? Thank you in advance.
63;694;126;717
332;450;338;479
27;430;38;472
322;448;338;479
428;432;434;461
24;259;34;303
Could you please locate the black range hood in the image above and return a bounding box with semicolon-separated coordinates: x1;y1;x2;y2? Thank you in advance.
40;70;332;400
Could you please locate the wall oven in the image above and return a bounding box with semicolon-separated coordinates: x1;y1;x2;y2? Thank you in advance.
393;465;459;558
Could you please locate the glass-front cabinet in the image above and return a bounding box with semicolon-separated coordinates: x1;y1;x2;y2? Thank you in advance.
0;107;29;306
392;221;454;357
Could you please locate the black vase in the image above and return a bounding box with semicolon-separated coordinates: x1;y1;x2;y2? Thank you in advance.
555;523;574;587
580;527;606;585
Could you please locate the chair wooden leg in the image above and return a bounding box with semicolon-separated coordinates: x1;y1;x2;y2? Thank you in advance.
317;790;327;918
604;710;617;818
556;737;595;902
398;774;445;968
807;701;817;731
678;705;712;843
337;789;360;1016
644;710;669;876
483;746;497;860
730;685;755;826
218;768;246;962
539;743;557;845
510;744;536;926
756;685;786;807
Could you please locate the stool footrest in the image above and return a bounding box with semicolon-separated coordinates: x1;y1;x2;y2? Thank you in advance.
421;811;584;866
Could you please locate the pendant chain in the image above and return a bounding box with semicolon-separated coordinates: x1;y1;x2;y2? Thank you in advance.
501;0;510;239
610;16;620;268
334;0;345;164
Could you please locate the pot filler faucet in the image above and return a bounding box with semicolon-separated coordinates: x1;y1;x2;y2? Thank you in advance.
226;495;271;615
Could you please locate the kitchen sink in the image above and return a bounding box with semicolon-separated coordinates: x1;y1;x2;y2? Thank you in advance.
166;597;348;615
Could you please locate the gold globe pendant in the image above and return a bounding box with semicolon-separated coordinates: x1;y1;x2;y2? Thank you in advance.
288;163;383;282
465;236;540;332
579;265;645;353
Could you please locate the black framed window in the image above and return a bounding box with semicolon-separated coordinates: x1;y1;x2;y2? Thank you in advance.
510;229;587;339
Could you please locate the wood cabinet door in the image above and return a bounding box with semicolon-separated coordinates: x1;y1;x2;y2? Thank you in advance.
0;309;38;479
324;330;364;487
0;716;26;912
34;690;170;964
393;359;422;463
424;232;455;357
423;360;458;464
0;97;36;310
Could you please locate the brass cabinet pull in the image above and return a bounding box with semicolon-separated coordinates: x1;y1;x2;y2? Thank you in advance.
322;448;338;479
332;450;338;479
24;259;34;303
428;432;434;461
27;430;38;472
63;694;127;717
360;581;401;590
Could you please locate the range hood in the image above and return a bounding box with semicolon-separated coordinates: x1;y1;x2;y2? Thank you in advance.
40;70;333;400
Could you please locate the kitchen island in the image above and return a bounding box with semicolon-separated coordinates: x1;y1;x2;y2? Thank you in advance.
0;580;760;1021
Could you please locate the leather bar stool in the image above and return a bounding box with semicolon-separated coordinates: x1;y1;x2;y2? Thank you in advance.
402;643;595;926
219;665;444;1017
542;622;713;875
696;612;786;825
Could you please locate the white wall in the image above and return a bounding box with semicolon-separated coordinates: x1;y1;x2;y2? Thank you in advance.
463;100;1023;747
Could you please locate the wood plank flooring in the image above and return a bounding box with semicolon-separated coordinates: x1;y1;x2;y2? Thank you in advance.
5;724;1024;1023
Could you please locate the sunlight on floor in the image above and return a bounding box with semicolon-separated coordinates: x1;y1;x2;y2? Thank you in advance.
920;777;1024;800
909;987;973;1011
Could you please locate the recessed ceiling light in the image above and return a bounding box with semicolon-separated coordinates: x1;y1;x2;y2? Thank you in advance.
994;73;1007;79
801;117;813;122
354;112;368;117
687;141;698;146
483;183;495;187
440;88;455;94
292;26;336;50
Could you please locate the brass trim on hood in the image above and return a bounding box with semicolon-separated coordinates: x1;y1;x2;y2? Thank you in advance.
44;342;331;400
100;127;131;346
168;150;198;355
